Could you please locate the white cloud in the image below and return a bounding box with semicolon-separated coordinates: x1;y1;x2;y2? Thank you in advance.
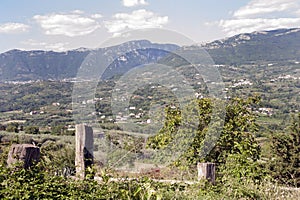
215;0;300;36
0;23;29;34
105;9;168;36
220;18;300;36
45;42;69;51
22;39;69;51
33;11;102;37
71;10;85;14
91;14;103;19
22;39;47;46
233;0;299;18
122;0;148;7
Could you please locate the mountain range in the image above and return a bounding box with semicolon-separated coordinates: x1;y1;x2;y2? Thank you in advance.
1;28;300;81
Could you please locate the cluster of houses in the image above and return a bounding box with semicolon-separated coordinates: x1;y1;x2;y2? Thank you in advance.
256;108;274;116
231;79;253;88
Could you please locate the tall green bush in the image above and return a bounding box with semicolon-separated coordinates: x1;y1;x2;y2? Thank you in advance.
270;114;300;187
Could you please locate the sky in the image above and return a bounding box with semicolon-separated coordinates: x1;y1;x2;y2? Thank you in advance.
0;0;300;52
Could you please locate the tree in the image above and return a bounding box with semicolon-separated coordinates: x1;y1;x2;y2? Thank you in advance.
0;124;6;131
24;126;40;135
207;97;260;164
51;125;66;135
147;97;261;168
6;123;19;133
146;105;181;149
270;114;300;187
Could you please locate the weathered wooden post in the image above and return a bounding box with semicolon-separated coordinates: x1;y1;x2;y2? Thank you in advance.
197;162;215;184
75;124;94;179
7;144;40;168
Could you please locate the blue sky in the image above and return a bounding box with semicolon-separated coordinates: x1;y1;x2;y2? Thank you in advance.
0;0;300;52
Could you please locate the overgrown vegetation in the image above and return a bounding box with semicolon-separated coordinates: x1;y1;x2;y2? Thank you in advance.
0;59;300;198
0;96;299;199
269;114;300;187
1;30;300;198
0;162;298;199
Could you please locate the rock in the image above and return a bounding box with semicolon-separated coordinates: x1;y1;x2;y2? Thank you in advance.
197;162;215;184
75;124;93;179
7;144;40;168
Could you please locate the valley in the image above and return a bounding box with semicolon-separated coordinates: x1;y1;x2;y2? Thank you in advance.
0;28;299;199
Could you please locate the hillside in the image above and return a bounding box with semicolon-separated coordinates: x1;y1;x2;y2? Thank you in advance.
0;28;300;198
0;49;88;81
0;40;178;82
204;28;300;64
1;28;300;81
1;28;300;130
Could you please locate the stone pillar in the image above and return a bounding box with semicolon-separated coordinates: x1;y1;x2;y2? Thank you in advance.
7;144;40;169
197;162;215;184
75;124;93;179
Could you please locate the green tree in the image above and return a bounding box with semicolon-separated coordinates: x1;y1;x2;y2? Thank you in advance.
0;124;6;131
51;125;66;135
147;97;261;167
24;126;40;134
207;97;260;164
6;123;19;133
147;105;182;149
270;114;300;187
147;96;266;198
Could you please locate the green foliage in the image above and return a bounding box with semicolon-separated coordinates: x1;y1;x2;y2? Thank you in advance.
6;123;19;133
24;126;39;134
269;114;300;187
0;164;202;199
0;128;297;199
147;105;181;149
147;97;261;168
40;141;75;176
0;164;71;199
208;97;260;164
51;125;74;136
218;153;267;199
145;96;265;197
0;163;297;200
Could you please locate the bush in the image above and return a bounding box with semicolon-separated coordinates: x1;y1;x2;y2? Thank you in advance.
24;126;40;134
6;123;19;133
269;114;300;187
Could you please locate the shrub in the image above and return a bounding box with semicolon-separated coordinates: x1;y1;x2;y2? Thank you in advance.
25;126;40;134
